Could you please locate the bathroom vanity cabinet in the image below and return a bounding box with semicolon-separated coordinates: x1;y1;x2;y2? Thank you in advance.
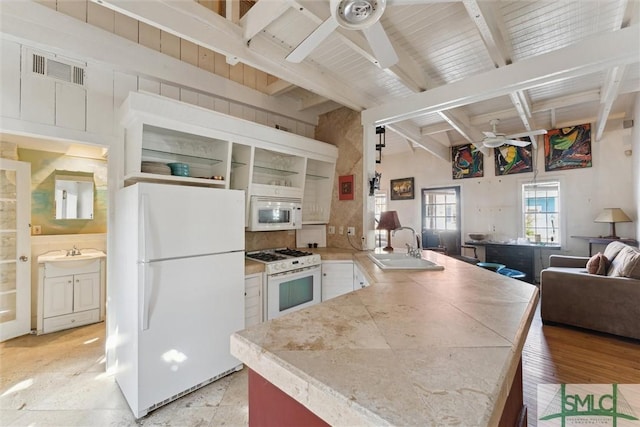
37;255;106;334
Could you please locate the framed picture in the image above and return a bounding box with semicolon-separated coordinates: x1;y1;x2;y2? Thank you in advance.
544;123;592;171
494;144;533;176
338;174;354;200
452;143;483;179
390;177;414;200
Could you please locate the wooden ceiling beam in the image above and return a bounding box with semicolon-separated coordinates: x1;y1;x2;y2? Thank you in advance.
386;121;450;161
362;25;640;126
92;0;375;110
240;0;291;41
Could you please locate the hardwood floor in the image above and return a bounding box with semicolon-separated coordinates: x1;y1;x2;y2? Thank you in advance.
522;305;640;425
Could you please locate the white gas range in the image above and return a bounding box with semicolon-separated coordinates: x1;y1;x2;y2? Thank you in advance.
246;248;322;320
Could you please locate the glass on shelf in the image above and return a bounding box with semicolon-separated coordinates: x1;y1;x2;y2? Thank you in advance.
253;164;298;176
305;173;329;180
141;148;222;166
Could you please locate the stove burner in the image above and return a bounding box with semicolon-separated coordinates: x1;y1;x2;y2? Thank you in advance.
246;252;287;262
275;248;313;257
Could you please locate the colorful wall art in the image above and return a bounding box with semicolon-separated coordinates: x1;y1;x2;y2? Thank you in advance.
494;144;533;176
390;177;414;200
544;124;592;171
452;143;483;179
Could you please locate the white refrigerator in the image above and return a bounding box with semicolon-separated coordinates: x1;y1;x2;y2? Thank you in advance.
109;183;245;419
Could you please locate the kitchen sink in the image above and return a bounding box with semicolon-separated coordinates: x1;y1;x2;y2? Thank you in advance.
367;252;444;271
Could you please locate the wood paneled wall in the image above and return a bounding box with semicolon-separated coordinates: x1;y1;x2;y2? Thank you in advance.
34;0;277;95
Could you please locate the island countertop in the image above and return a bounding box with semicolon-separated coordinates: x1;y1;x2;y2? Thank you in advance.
231;250;539;426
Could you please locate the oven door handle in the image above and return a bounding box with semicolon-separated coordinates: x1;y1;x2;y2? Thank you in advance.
268;265;321;278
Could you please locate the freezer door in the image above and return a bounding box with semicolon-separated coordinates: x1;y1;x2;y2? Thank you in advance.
138;251;244;412
137;183;245;260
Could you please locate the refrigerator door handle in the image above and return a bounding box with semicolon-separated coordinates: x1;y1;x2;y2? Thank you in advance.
141;262;153;331
140;193;149;263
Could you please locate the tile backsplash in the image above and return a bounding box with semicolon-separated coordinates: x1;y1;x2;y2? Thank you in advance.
245;231;296;251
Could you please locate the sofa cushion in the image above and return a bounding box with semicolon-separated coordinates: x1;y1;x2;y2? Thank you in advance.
586;252;608;275
603;241;629;263
608;245;640;279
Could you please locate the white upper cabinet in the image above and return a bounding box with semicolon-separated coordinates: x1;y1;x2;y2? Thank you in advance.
118;92;337;222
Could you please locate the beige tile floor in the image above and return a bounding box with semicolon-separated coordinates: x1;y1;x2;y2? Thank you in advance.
0;322;248;426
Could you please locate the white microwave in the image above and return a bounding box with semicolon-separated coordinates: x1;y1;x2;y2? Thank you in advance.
248;196;302;231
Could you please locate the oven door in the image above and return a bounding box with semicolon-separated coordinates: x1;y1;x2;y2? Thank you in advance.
266;265;321;320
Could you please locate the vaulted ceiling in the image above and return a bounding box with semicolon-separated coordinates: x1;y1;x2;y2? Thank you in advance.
81;0;640;157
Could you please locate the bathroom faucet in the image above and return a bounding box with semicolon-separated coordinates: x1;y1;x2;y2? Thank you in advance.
393;227;422;257
67;245;82;256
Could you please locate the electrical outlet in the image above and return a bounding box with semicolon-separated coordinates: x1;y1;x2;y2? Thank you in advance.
338;226;344;235
328;226;335;234
32;225;42;235
347;227;355;236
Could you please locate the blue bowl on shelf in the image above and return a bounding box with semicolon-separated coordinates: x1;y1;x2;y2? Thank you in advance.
167;162;190;177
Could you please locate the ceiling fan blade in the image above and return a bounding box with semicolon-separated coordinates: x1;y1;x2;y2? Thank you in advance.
286;18;339;63
506;139;531;147
505;129;547;139
362;21;399;69
482;131;496;138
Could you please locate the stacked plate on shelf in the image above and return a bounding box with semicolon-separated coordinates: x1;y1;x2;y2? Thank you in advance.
141;161;171;175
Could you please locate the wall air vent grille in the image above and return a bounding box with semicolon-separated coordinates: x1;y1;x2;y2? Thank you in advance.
32;54;45;75
31;53;86;87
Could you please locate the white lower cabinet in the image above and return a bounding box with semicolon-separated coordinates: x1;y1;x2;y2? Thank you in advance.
245;273;263;327
40;259;103;334
321;261;354;301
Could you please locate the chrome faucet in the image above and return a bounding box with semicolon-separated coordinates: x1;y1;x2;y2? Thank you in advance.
67;245;82;256
393;227;422;257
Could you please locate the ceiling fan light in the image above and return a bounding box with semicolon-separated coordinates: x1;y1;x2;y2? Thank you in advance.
482;139;505;148
332;0;386;29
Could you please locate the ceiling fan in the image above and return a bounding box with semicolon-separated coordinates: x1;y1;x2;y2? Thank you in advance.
286;0;399;69
480;119;547;149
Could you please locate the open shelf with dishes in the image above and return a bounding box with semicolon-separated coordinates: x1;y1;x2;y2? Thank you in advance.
251;148;304;189
124;123;230;188
303;159;335;224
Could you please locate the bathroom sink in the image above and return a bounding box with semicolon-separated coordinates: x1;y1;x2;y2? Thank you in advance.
38;250;106;264
368;252;444;271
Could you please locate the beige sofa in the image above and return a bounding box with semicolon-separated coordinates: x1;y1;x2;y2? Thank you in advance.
540;241;640;340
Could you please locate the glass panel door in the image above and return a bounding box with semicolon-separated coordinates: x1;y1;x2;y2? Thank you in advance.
421;186;461;250
0;159;31;341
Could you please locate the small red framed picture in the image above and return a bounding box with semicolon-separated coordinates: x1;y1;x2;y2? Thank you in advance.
338;175;354;200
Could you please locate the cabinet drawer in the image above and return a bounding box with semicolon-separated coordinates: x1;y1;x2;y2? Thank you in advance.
43;309;99;334
44;258;101;278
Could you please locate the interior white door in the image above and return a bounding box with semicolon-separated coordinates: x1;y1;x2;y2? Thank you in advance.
0;158;31;342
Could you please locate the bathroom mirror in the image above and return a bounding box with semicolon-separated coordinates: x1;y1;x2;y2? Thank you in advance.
54;174;94;220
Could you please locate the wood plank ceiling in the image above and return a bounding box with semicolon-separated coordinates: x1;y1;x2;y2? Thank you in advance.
91;0;640;157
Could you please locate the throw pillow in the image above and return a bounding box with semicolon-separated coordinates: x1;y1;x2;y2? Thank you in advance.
603;241;628;263
586;252;608;275
608;246;640;278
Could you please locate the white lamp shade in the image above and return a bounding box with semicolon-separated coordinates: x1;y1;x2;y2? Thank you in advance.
594;208;632;223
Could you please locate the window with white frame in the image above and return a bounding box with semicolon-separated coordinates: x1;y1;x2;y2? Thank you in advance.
374;192;387;248
522;181;560;244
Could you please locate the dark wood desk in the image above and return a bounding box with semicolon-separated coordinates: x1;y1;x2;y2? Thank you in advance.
571;236;639;256
465;241;561;284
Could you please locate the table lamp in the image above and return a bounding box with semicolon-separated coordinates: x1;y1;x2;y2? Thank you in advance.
377;210;401;251
594;208;632;239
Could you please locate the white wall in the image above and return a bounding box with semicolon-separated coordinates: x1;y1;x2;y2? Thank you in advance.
379;123;637;259
633;95;640;242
